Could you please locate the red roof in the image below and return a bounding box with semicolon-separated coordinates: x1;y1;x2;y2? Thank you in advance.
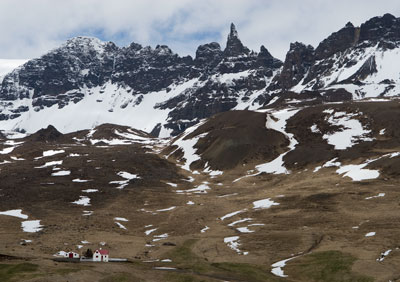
96;249;109;255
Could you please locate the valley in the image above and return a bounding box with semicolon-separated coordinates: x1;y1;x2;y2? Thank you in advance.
1;100;400;281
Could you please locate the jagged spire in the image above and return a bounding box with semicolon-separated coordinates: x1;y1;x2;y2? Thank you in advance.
229;23;238;39
224;23;250;57
259;45;273;58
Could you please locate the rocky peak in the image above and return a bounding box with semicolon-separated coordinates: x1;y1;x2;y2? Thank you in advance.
224;23;250;57
155;45;174;56
195;42;223;68
62;36;117;55
359;13;400;44
27;125;63;142
127;42;143;52
314;22;359;60
255;45;282;69
271;42;315;90
259;45;273;58
229;23;239;38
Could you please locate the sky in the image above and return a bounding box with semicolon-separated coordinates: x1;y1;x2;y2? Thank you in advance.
0;0;399;60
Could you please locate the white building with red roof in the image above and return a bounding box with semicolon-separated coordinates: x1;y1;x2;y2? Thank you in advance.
93;249;109;262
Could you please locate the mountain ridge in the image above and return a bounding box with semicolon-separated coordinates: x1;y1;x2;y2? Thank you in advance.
0;13;399;137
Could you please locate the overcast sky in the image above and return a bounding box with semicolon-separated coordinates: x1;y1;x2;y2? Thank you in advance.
1;0;399;60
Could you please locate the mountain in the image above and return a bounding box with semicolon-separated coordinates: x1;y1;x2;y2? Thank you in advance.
282;13;400;98
2;13;400;281
0;14;400;139
0;23;282;136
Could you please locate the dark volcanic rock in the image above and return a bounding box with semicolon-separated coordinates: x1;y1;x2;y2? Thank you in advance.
195;42;223;70
113;44;194;93
272;42;315;90
315;22;359;60
223;23;250;57
255;45;283;70
359;13;400;45
1;37;117;102
27;125;63;142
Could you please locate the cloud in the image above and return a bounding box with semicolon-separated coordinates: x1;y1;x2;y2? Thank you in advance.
0;0;399;60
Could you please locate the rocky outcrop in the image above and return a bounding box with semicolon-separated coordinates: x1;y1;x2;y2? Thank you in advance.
314;22;359;60
359;13;400;45
194;42;223;70
223;23;250;57
271;42;315;90
291;13;400;94
27;125;63;142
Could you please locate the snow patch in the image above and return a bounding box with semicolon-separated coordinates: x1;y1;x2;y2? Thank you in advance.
0;146;15;155
220;209;246;220
51;170;71;176
0;209;28;219
169;121;206;171
253;198;279;209
115;222;127;230
156;206;176;212
109;171;140;189
365;193;385;200
72;178;91;183
82;189;98;193
42;150;65;157
271;256;298;278
21;220;43;233
255;109;300;174
35;160;63;168
72;196;91;206
322;111;373;150
224;236;248;255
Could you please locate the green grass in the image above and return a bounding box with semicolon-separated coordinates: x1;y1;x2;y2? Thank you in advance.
0;263;39;281
54;267;82;276
164;272;214;282
164;239;280;282
211;262;280;281
99;273;143;282
285;251;374;282
160;240;375;281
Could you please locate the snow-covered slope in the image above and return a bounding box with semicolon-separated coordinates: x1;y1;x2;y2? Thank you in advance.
285;14;400;98
0;25;281;136
293;45;400;98
1;14;400;137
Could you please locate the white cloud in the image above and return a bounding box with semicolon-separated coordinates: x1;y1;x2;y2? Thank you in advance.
0;0;399;60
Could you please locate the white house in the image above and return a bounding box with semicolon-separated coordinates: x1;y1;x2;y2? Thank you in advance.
66;252;79;259
93;249;109;262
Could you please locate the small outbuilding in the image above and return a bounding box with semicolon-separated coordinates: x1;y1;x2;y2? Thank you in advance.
93;249;109;262
66;252;80;259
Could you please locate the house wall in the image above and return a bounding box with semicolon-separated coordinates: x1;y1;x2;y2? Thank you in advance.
93;252;101;262
93;251;109;262
102;254;109;262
